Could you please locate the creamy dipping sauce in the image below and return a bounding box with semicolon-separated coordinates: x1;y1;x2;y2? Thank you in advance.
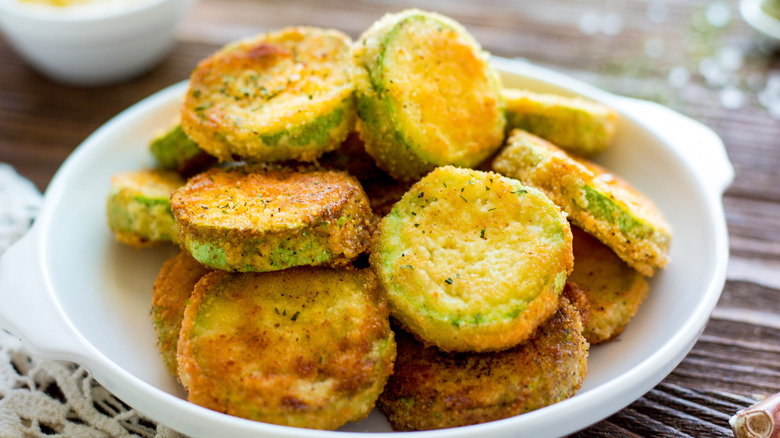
15;0;144;16
20;0;133;5
20;0;90;6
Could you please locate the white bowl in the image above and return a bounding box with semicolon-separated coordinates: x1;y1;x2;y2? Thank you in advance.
0;58;733;437
741;0;780;40
0;0;197;85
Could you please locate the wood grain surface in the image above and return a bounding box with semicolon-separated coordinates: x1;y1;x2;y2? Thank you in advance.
1;0;779;436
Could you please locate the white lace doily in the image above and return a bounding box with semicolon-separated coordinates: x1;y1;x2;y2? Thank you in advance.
0;164;182;438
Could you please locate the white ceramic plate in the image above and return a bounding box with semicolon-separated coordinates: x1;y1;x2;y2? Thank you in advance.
741;0;780;40
0;58;733;438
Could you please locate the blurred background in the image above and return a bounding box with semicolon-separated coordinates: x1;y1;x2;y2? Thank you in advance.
3;0;779;194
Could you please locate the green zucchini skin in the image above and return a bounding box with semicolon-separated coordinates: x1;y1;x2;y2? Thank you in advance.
503;88;618;157
171;165;374;273
492;129;671;276
377;299;588;431
181;27;356;164
352;9;506;181
106;168;183;247
177;267;395;430
370;166;573;353
150;124;216;176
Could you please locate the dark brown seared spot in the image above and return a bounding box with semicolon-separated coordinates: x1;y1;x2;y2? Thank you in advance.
246;42;290;62
294;356;318;377
281;396;308;410
334;358;374;394
444;393;474;410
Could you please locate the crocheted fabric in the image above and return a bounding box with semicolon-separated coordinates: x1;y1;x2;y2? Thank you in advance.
0;164;182;438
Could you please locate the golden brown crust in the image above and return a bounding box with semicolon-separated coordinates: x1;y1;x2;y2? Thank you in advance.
181;27;355;163
150;251;211;376
317;132;384;182
377;298;588;431
569;226;649;344
561;281;591;328
502;88;618;157
351;9;505;180
492;129;671;276
106;168;183;248
370;166;573;353
177;267;396;430
316;132;416;217
171;164;374;272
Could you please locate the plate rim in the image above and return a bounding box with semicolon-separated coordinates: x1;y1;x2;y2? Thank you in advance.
740;0;780;40
13;58;732;437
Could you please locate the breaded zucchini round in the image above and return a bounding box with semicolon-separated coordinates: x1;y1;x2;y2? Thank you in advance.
176;267;396;430
363;175;413;217
492;129;671;276
377;298;588;431
318;133;414;216
503;88;618;157
352;9;506;180
317;132;385;183
150;123;216;177
570;226;648;344
181;27;355;163
171;164;374;272
106;168;183;248
370;166;573;352
151;251;211;376
560;281;591;327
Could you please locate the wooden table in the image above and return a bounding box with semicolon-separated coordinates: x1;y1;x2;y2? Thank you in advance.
2;0;779;436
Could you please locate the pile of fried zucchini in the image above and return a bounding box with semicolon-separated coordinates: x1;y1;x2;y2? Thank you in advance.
106;8;671;432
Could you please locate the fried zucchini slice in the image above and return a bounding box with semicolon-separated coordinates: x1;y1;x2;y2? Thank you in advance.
370;166;573;352
150;124;216;177
181;27;355;163
377;297;588;431
171;164;373;272
319;133;414;216
363;175;413;217
503;88;618;157
570;226;648;344
106;168;183;248
176;267;396;430
561;281;591;327
317;132;385;183
492;129;671;276
352;9;505;180
151;251;211;376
